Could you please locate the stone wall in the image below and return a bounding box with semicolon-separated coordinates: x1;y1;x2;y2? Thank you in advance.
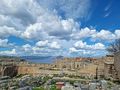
0;57;101;77
104;62;114;79
114;52;120;80
53;57;96;70
17;59;98;77
18;66;37;76
95;55;115;79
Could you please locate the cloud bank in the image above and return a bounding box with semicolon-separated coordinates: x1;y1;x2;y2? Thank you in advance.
0;0;120;57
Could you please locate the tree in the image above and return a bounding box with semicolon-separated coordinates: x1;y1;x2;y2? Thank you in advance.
107;39;120;54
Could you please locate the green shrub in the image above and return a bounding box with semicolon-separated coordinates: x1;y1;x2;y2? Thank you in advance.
32;86;45;90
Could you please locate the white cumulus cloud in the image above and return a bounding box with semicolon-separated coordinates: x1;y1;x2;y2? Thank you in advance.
74;40;105;50
115;30;120;39
0;26;21;38
0;39;8;47
92;30;116;40
50;41;61;49
0;49;16;55
36;40;48;47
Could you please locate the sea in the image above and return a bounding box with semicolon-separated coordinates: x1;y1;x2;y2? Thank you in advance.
21;56;63;64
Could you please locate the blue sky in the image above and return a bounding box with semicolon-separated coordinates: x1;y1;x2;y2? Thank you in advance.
0;0;120;57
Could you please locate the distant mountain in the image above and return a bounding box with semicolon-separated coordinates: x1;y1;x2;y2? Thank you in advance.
21;56;63;64
55;56;64;59
0;56;25;62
